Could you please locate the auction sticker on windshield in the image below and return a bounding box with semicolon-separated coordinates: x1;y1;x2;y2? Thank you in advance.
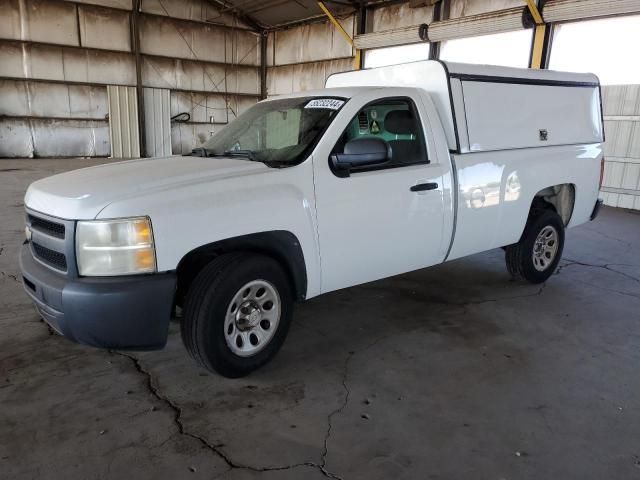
305;99;345;110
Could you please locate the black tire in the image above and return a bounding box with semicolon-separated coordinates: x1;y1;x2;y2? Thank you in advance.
505;209;565;284
181;253;293;378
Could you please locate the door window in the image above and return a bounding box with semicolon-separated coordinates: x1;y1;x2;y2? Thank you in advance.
332;98;428;175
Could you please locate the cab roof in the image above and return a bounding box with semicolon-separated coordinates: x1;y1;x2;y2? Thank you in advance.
262;86;384;101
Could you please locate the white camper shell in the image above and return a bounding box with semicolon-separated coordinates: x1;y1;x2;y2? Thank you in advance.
326;60;604;154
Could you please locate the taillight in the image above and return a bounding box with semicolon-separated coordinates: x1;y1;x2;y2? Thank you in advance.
599;157;605;189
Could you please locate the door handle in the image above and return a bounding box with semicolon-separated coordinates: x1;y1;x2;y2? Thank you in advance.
410;182;438;192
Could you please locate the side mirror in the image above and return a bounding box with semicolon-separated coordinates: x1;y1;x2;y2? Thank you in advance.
330;137;391;176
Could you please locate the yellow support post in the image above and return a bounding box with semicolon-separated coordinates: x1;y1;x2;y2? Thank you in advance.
530;24;547;69
525;0;544;24
317;1;360;70
525;0;546;69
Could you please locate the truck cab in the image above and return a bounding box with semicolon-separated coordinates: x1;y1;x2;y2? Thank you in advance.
20;61;604;377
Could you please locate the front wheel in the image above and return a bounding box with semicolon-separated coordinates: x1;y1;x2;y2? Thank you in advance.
181;253;293;378
505;209;565;284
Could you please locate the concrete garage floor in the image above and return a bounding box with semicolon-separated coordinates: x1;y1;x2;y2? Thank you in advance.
1;158;639;480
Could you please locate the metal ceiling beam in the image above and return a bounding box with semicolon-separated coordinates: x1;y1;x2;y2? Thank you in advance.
204;0;265;32
201;0;401;32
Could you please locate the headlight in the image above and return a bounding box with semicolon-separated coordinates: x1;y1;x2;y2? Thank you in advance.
76;217;156;276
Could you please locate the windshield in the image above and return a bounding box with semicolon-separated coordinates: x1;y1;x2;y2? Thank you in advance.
195;96;346;166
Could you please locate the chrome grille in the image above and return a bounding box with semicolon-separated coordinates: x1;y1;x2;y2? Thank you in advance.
28;214;65;239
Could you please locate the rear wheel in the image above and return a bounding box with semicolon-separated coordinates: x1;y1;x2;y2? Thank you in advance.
181;253;293;377
505;209;565;284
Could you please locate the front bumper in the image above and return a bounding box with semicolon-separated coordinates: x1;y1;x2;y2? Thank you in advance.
19;243;176;350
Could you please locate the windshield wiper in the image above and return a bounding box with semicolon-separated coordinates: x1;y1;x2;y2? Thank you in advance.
190;148;256;162
223;149;256;161
190;147;213;157
192;148;284;167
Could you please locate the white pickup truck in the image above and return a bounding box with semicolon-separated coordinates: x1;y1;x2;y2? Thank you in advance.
20;61;604;377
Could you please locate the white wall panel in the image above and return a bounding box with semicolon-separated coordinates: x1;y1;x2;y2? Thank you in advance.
143;87;171;157
265;11;355;104
0;118;109;157
371;3;434;31
602;84;640;117
141;56;259;95
0;79;28;115
65;49;136;85
0;119;32;157
78;5;131;52
272;17;354;65
267;58;352;96
604;120;640;158
107;85;140;158
72;0;132;9
0;0;23;41
224;29;261;67
601;85;640;210
140;15;259;66
449;0;524;18
0;80;108;118
32;119;110;156
0;0;79;46
0;41;136;85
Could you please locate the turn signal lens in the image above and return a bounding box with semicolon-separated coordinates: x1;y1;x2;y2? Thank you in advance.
135;248;156;270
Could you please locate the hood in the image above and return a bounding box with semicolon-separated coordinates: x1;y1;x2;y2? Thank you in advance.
25;155;270;220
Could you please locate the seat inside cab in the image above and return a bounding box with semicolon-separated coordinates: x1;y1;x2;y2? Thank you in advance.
333;98;428;167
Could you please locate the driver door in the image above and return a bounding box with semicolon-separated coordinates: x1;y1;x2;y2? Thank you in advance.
312;92;447;293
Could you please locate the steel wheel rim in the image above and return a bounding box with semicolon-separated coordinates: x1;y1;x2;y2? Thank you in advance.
224;279;281;357
532;225;559;272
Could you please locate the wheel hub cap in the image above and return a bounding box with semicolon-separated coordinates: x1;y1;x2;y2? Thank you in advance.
532;225;559;272
224;279;281;357
236;301;262;330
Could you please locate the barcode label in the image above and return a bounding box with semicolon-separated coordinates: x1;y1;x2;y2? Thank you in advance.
305;99;345;110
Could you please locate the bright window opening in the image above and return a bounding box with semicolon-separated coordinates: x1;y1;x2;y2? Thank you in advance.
364;43;430;69
549;15;640;85
440;30;533;68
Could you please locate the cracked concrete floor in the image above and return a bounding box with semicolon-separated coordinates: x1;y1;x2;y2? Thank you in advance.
2;158;640;480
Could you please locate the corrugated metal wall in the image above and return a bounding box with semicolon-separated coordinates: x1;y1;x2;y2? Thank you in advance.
601;85;640;210
108;85;140;158
266;16;356;96
371;2;434;30
448;0;525;18
263;0;524;97
0;0;260;158
143;87;171;157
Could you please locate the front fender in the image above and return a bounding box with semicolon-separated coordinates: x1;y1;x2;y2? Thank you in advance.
97;160;322;299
